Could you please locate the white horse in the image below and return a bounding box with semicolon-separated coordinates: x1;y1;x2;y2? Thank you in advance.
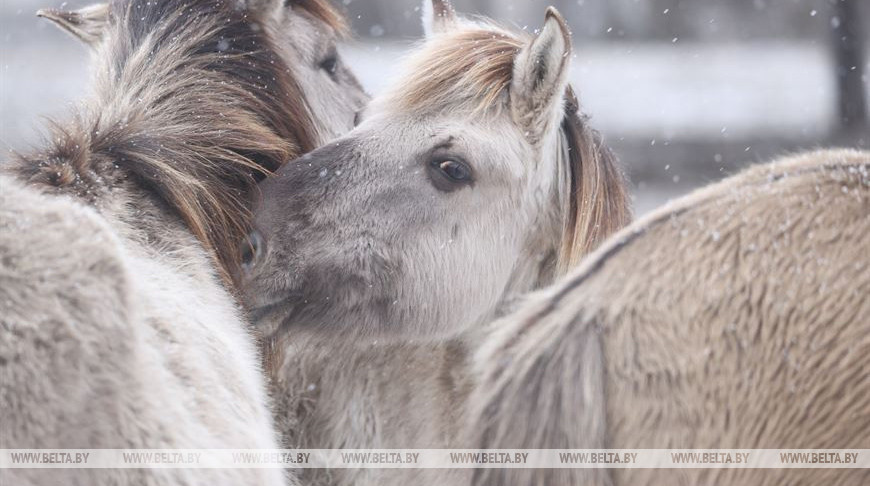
0;1;366;485
241;2;631;485
469;148;870;486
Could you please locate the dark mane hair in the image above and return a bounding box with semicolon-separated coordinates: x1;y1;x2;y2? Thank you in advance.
12;0;322;286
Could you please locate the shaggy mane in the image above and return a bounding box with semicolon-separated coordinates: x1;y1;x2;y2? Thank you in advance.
12;0;321;287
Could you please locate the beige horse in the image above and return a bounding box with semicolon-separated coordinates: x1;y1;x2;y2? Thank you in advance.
241;2;630;485
0;1;365;485
469;148;870;485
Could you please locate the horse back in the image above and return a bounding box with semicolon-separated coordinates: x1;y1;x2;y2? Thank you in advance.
469;149;869;486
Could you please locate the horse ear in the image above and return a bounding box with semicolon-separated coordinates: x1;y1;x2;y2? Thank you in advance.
510;7;572;143
422;0;457;38
37;4;108;48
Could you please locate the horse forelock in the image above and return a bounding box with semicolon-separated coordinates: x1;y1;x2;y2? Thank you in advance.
13;0;322;288
387;26;525;115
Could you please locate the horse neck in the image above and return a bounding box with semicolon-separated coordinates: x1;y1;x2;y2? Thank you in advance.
110;178;223;284
11;136;224;289
8;103;231;294
499;152;565;302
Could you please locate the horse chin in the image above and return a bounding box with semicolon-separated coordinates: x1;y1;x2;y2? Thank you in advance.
248;287;338;337
244;296;293;336
243;272;307;332
246;266;404;340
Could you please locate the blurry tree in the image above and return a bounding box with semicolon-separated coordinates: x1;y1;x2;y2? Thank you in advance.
830;0;867;130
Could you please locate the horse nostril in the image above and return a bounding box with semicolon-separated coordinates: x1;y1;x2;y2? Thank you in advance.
241;230;264;271
353;110;363;127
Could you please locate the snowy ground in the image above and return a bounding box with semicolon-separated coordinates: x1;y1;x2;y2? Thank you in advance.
2;6;867;214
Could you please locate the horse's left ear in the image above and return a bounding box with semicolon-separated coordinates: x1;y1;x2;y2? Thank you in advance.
422;0;457;38
37;4;108;48
510;7;572;143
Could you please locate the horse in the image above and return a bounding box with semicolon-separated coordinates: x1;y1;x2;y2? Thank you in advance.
240;1;631;484
36;0;368;149
468;148;870;486
0;1;366;485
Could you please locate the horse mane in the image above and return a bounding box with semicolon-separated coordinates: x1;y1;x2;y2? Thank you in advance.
390;27;525;114
12;0;320;287
389;24;632;276
556;88;632;274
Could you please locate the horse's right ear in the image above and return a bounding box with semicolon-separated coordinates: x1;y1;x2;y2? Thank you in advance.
510;8;572;145
37;3;108;48
422;0;457;38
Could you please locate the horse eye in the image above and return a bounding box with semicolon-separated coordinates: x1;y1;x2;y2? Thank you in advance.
319;55;339;78
436;159;471;182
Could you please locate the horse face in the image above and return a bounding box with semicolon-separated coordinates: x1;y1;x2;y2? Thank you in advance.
243;112;555;339
242;5;580;340
269;1;369;141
